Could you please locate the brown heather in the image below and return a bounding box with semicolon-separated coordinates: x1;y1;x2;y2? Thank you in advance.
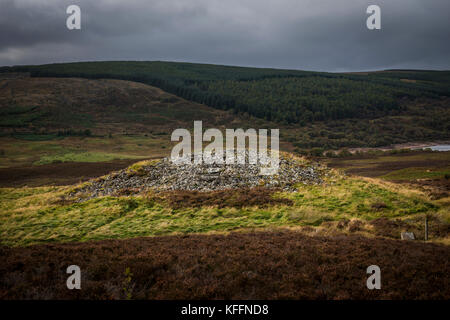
1;230;449;300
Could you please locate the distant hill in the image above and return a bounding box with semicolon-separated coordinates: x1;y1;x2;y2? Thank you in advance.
2;61;450;122
0;76;248;135
0;61;449;149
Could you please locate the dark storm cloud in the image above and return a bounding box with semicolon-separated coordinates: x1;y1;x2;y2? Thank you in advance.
0;0;449;71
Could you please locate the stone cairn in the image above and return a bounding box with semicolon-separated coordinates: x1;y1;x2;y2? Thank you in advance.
70;151;327;200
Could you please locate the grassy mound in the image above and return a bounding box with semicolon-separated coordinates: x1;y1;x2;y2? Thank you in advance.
0;159;447;247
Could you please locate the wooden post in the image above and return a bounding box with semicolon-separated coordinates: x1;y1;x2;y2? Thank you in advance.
425;216;428;241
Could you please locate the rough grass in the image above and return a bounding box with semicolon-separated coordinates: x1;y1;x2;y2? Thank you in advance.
380;167;450;180
0;175;445;247
327;151;450;181
1;231;449;299
0;135;169;168
327;151;450;201
33;151;146;165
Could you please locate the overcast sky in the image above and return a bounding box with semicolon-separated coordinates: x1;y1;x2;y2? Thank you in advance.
1;0;449;71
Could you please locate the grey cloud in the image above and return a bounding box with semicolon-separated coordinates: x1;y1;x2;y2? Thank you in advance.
0;0;449;71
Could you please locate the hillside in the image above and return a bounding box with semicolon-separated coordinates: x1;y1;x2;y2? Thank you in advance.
0;76;241;135
0;63;449;300
1;61;449;150
0;76;280;170
1;153;449;299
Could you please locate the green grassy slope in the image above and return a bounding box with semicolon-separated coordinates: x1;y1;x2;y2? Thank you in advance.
1;170;446;247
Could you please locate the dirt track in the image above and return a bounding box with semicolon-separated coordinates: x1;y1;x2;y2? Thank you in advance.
0;159;142;187
1;231;449;299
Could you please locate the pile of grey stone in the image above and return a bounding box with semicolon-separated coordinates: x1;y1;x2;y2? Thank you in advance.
70;152;326;200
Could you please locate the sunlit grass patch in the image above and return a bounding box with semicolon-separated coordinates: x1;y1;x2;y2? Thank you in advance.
0;172;442;247
286;177;437;220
